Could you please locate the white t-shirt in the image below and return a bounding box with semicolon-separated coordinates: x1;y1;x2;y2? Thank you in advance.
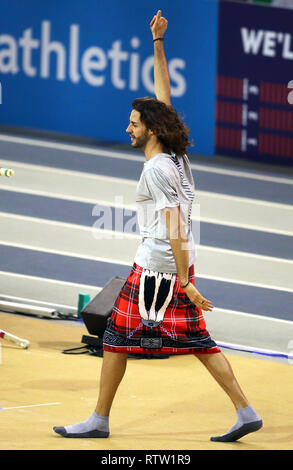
134;152;197;273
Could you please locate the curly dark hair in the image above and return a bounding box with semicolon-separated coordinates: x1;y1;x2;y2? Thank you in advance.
132;97;193;157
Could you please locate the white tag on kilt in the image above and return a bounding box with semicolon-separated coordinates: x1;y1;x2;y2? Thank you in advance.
138;269;176;328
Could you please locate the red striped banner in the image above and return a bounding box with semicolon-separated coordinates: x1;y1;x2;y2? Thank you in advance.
217;76;243;99
259;108;293;132
215;126;242;151
259;82;288;105
259;134;293;158
216;101;243;125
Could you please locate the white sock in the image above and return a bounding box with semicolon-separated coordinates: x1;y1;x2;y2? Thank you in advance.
64;411;109;434
230;405;261;431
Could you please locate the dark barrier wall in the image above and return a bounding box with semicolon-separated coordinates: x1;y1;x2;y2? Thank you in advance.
216;0;293;163
0;0;219;156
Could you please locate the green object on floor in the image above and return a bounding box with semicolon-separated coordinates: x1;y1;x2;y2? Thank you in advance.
78;293;91;318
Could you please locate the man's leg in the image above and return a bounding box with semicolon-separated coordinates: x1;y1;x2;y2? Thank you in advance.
195;352;262;442
196;352;249;409
95;350;128;416
53;351;127;438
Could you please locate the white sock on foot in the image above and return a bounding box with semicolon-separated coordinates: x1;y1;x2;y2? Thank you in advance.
64;411;109;434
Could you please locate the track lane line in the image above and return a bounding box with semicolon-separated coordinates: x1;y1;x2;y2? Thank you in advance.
1;211;292;265
0;402;61;411
1;133;293;184
0;241;292;292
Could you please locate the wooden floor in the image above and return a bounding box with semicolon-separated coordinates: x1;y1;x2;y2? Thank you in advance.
0;312;292;451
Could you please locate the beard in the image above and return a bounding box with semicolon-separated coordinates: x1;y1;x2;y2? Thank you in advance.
131;129;149;148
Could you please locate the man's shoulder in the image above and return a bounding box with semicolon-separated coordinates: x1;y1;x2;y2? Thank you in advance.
143;155;181;188
146;153;178;173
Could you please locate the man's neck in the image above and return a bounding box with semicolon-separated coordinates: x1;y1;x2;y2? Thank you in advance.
143;139;165;161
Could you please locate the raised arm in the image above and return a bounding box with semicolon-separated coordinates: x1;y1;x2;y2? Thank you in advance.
150;10;171;106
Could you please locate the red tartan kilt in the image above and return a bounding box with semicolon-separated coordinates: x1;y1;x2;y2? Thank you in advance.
103;263;220;355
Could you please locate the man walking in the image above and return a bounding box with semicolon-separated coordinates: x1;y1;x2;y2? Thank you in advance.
53;10;262;443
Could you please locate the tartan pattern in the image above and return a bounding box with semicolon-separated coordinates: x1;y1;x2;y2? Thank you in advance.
103;263;221;355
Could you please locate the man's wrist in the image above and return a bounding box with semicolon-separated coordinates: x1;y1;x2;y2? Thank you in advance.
153;37;164;42
180;280;190;289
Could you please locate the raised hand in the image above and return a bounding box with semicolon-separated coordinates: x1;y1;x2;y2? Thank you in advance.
150;10;168;40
